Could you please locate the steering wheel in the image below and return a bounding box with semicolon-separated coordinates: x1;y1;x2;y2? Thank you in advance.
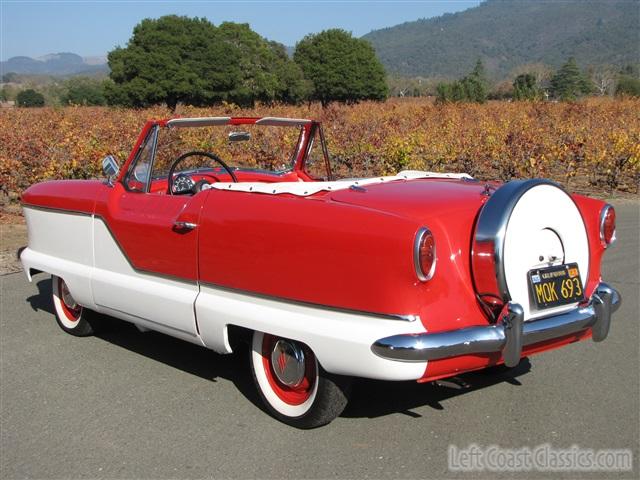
167;151;238;194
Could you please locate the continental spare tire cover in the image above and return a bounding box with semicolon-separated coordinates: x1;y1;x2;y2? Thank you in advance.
472;180;589;321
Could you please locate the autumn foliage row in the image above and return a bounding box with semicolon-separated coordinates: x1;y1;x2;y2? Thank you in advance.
1;98;638;206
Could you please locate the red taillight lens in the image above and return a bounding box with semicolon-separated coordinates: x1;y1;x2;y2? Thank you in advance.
414;228;436;281
600;205;616;247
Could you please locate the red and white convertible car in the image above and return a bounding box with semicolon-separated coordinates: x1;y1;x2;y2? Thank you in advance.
20;116;621;428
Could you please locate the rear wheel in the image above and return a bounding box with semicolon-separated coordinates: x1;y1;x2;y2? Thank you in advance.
51;275;95;337
250;331;351;428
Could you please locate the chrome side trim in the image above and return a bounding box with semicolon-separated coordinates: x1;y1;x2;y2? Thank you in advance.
372;282;621;365
198;280;419;322
21;204;93;217
413;227;436;282
166;117;231;128
599;204;616;248
255;117;312;126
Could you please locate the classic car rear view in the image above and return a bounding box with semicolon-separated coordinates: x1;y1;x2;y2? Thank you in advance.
20;116;621;428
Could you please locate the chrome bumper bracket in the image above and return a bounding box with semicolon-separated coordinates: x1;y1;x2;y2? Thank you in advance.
502;303;524;367
371;282;621;364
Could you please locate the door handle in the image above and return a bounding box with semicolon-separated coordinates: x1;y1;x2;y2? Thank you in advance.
173;221;197;232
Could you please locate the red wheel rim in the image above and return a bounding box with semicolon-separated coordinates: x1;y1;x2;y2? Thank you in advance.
261;334;316;405
58;278;81;322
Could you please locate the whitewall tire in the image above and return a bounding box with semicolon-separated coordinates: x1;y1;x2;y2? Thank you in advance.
51;275;95;337
250;331;351;428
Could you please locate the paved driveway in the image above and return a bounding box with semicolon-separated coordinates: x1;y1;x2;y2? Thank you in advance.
1;201;638;479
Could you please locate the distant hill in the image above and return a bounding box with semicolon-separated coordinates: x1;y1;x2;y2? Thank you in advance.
363;0;640;78
0;52;108;77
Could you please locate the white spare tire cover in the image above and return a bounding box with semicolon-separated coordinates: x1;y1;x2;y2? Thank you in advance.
472;180;589;321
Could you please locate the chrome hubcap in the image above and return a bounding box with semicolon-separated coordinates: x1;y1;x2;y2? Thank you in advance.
270;339;306;387
60;281;78;310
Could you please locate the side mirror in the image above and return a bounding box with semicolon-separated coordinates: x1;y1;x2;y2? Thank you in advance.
228;131;251;142
102;155;120;184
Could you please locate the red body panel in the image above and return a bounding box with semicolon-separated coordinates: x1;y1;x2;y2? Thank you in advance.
93;182;207;280
21;179;101;214
196;178;496;328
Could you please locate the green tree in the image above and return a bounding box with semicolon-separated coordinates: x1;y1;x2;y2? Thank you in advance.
616;76;640;97
513;73;540;100
61;77;107;106
16;89;45;107
107;16;239;110
467;58;488;102
107;16;306;109
294;29;388;106
2;72;19;83
435;59;489;103
550;57;592;100
216;23;307;106
268;41;310;104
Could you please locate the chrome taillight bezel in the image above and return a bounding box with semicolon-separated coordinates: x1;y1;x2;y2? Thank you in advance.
414;227;437;282
599;204;616;248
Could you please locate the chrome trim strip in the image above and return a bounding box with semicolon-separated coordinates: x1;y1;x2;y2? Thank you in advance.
413;227;436;282
599;204;616;248
21;204;92;217
166;117;231;128
255;117;312;126
199;280;420;322
371;282;621;364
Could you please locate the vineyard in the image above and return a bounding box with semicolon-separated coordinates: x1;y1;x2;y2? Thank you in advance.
1;98;638;213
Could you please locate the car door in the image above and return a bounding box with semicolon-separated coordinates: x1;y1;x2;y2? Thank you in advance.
91;125;205;342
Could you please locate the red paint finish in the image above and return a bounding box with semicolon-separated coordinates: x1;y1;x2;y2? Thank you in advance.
93;182;208;280
22;180;102;213
196;178;490;323
571;194;609;299
198;186;422;315
420;329;592;383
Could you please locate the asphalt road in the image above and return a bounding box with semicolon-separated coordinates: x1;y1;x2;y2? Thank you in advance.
1;201;638;479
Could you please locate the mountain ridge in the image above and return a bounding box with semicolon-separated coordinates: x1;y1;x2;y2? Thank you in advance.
1;52;108;77
363;0;640;78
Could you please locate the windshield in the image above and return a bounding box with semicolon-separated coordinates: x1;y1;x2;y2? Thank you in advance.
152;124;304;178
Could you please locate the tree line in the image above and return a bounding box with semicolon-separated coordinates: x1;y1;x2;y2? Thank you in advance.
3;14;638;108
3;16;388;109
394;59;640;103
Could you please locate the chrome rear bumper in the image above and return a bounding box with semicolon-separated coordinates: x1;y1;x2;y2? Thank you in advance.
371;283;621;367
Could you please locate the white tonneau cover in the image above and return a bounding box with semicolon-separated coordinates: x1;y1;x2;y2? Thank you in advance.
205;170;473;196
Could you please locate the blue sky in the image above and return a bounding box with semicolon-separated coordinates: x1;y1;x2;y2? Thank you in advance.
0;0;479;60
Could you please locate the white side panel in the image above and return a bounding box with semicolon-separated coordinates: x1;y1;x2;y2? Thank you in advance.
92;219;202;343
196;284;428;381
21;207;95;309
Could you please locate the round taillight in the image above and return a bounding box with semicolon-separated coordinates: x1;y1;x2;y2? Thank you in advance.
414;227;436;281
600;205;616;247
